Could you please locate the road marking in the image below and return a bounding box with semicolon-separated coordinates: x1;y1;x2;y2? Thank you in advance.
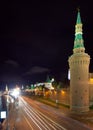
23;114;34;130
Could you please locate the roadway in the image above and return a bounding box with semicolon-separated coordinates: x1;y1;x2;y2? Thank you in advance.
2;96;92;130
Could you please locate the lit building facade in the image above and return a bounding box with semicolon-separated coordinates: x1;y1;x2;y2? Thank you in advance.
68;10;90;112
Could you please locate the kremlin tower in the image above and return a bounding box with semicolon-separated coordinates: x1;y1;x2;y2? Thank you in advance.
68;10;90;112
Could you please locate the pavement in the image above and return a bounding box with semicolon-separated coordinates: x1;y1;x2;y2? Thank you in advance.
2;103;17;130
1;98;32;130
58;104;93;129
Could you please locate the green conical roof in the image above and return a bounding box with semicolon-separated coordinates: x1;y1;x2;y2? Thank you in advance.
76;10;82;24
73;9;85;53
46;75;51;83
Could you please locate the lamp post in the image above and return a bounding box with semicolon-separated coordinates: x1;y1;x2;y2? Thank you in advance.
6;95;10;130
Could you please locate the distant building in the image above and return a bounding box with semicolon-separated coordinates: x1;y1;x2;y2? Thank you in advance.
44;75;54;90
68;10;90;112
32;76;54;95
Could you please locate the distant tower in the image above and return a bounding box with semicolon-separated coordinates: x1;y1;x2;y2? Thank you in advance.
5;84;9;94
68;10;90;112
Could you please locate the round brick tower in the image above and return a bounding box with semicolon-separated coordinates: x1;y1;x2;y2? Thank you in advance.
68;10;90;112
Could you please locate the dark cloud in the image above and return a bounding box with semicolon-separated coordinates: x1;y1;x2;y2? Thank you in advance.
24;66;50;76
4;60;20;68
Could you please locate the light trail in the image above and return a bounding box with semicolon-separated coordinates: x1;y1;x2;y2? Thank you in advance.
24;103;64;130
21;97;67;130
24;108;42;130
23;114;34;130
24;104;55;130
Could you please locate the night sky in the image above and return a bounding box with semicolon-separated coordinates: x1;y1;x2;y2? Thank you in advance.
0;1;93;87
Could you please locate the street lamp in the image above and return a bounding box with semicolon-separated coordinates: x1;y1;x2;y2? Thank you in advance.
6;95;10;130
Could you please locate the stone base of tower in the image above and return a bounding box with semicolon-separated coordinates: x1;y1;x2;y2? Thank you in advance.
70;106;89;112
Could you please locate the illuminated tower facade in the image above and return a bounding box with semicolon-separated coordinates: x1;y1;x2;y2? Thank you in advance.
68;10;90;112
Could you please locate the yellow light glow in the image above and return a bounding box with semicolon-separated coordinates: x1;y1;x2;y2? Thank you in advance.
61;90;65;95
54;91;57;95
90;78;93;82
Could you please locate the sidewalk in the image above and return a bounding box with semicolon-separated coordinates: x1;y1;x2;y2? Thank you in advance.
2;100;31;130
2;104;17;130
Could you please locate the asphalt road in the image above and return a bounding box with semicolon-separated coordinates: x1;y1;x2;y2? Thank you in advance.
2;96;92;130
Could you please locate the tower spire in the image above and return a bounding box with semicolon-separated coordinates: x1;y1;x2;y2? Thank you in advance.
76;8;81;24
73;9;85;54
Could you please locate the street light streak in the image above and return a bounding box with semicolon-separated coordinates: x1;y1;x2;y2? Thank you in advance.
21;97;67;130
25;104;58;130
21;97;27;105
24;107;43;130
24;107;51;130
22;98;65;130
26;102;66;130
24;105;55;130
23;114;34;130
